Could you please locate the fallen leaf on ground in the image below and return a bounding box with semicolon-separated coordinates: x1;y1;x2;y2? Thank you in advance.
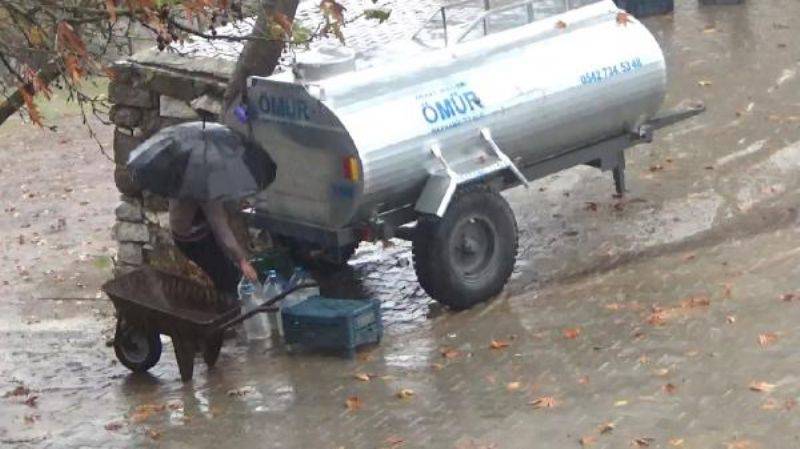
580;435;598;446
130;404;166;423
599;422;615;434
749;381;776;393
345;396;363;411
682;253;696;261
529;396;558;409
761;398;796;411
680;295;710;309
578;375;590;385
3;385;31;398
647;309;668;326
758;332;779;347
563;327;581;339
698;80;713;87
440;347;461;359
703;26;717;34
726;315;736;324
353;373;373;382
632;437;655;447
779;293;795;302
384;435;405;448
649;164;664;172
614;399;629;407
104;421;124;431
722;283;733;298
489;339;511;349
663;383;677;395
725;440;756;449
653;368;670;376
23;395;38;407
146;428;161;440
396;389;415;399
506;382;521;392
166;400;183;411
431;363;445;371
668;438;685;447
226;386;256;397
555;20;567;29
585;202;598;212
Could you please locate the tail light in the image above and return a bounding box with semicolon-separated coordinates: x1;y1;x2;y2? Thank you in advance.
343;156;360;182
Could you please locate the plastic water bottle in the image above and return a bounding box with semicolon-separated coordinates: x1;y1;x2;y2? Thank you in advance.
285;267;319;306
238;277;269;340
261;270;284;337
276;267;319;337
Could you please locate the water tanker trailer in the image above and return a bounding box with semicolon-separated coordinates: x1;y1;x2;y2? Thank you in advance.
243;0;704;310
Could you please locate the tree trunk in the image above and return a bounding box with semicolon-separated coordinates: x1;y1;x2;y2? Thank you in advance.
222;0;300;131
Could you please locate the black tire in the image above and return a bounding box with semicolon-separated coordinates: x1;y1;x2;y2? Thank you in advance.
413;185;518;310
113;318;162;373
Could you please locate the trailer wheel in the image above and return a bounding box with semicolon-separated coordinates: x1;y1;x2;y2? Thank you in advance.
413;185;518;310
113;318;162;373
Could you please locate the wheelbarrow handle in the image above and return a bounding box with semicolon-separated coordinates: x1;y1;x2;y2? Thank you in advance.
214;282;318;332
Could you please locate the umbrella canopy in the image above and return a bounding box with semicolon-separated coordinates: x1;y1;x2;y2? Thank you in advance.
127;122;275;201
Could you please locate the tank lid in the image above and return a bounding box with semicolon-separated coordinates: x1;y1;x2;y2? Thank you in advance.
293;43;356;81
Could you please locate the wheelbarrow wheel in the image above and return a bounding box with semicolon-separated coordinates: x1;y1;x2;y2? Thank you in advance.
413;185;518;310
114;319;162;373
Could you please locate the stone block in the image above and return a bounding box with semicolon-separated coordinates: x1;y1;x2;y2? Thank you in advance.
109;81;157;108
159;95;199;119
109;105;143;128
143;192;169;213
117;242;144;265
113;221;149;243
114;165;141;197
115;199;143;222
113;263;139;277
190;94;222;117
149;70;206;101
113;128;144;165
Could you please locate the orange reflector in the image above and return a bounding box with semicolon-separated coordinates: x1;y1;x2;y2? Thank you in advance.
343;156;360;181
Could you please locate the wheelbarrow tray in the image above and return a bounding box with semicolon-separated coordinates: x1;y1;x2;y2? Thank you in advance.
102;267;239;381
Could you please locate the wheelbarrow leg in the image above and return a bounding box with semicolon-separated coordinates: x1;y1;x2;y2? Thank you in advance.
172;333;196;382
203;334;224;368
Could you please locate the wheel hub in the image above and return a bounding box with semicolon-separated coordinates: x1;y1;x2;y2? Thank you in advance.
451;217;495;277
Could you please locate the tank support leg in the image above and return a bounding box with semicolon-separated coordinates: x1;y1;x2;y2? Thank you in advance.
612;151;626;196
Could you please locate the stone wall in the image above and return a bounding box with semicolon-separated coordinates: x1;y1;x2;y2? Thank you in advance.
108;52;236;281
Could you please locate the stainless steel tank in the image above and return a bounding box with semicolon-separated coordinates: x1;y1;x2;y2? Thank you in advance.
246;0;666;229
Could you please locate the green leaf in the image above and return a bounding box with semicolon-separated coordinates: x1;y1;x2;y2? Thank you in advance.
364;8;391;24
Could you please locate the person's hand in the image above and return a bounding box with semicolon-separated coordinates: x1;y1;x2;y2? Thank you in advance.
239;259;258;282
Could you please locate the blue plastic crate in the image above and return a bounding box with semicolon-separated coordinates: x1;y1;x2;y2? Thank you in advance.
614;0;674;17
281;296;382;354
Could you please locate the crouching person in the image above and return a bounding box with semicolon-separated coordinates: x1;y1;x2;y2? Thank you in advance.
169;199;258;298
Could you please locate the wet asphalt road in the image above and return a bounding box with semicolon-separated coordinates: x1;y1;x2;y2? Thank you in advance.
5;0;800;448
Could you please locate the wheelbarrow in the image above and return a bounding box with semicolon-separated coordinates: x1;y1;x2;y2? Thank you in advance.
102;267;313;381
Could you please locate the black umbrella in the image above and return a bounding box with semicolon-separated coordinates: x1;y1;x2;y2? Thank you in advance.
127;122;275;201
